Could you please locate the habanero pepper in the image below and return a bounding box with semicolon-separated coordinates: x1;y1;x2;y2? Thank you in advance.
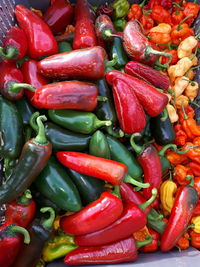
181;103;200;137
173;164;194;186
140;228;160;253
161;50;178;66
0;26;27;61
152;5;172;24
172;10;184;25
171;22;194;45
176;232;190;250
190;230;200;249
127;0;146;21
166;150;189;165
140;13;154;35
14;5;58;59
174;123;187;146
183;1;200;27
190;162;200;177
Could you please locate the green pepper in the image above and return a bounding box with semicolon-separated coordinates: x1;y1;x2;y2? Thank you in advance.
89;130;111;159
106;135;143;181
15;97;35;125
67;169;105;206
35;157;82;212
113;18;126;32
0;96;24;159
48;109;112;135
110;0;130;18
147;209;166;234
110;37;128;69
58;41;72;53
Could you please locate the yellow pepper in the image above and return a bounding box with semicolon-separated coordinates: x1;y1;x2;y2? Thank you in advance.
191;216;200;233
185;81;199;101
175;95;189;109
190;54;198;66
172;76;190;97
177;36;198;59
185;69;195;80
168;57;193;83
160;180;177;216
150;23;171;34
166;104;179;123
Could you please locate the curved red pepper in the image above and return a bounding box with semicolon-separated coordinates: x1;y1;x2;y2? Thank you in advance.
0;26;27;62
106;70;168;117
33;81;98;111
73;0;98;49
14;5;58;59
95;14;116;40
193;200;200;216
140;228;160;253
43;0;74;34
38;46;106;81
60;191;123;235
112;79;146;134
160;186;199;252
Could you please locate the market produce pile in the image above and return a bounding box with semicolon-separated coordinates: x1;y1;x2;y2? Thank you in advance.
0;0;200;266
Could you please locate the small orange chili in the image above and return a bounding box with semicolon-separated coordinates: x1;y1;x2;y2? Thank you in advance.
171;10;184;25
173;164;194;186
190;230;200;249
183;1;200;26
161;49;178;65
174;123;188;146
148;32;171;44
166;151;189;165
133;226;150;242
171;23;194;45
178;104;195;123
140;228;160;253
140;13;154;35
177;232;190;250
127;0;146;21
183;141;200;164
152;5;172;24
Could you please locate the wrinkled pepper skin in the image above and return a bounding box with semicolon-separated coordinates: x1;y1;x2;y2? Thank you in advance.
33;81;98;111
38;46;106;81
106;70;168;117
14;5;58;59
60;191;123;235
160;186;199;252
43;0;74;34
64;237;138;265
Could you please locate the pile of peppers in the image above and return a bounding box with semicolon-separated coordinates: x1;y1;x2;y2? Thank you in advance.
0;0;200;266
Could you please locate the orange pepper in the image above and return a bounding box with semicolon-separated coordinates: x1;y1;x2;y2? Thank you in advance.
177;232;190;250
174;124;188;146
178;104;195;123
148;32;171;44
127;4;142;21
190;230;200;249
166;151;189;165
183;141;200;164
171;23;194;45
133;226;150;241
173;164;194;186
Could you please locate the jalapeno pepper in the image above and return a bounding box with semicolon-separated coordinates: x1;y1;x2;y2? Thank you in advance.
15;97;35;126
89;130;111;159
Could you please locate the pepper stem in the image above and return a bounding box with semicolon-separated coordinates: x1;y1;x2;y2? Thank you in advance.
8;82;35;93
0;45;18;60
145;46;172;62
94;118;112;129
161;109;168;122
124;175;150;188
177;14;194;30
9;225;30;244
136;235;153;248
148;213;164;221
186;175;194;186
103;30;124;40
140;0;147;7
40;207;55;230
112;185;121;198
154;59;171;69
97;96;108;102
34;115;48;145
181;101;188;120
158;144;188;156
17;189;32;206
172;2;184;10
29;112;40;132
130;133;143;154
106;126;124;138
139;188;158;211
105;53;118;68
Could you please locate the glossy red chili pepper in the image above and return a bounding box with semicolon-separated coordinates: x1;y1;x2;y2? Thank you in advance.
160;186;199;252
43;0;74;34
125;61;170;91
74;189;157;246
95;14;116;40
112;79;146;134
0;222;30;267
14;5;58;59
33;81;98;111
0;61;35;101
21;59;49;108
140;228;160;252
106;70;168;117
73;0;97;49
60;191;123;235
5;190;36;228
38;46;106;81
0;26;27;62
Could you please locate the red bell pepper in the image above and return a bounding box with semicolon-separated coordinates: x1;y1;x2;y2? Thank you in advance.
0;222;30;267
183;1;200;26
21;59;49;108
0;61;35;101
14;5;58;59
122;20;172;66
95;14;116;40
43;0;74;34
5;190;36;228
60;191;123;235
38;46;106;81
64;236;152;265
112;79;146;134
74;188;157;246
160;186;199;252
0;26;27;61
106;70;168;117
125;61;170;91
33;81;98;111
140;228;160;252
73;0;97;49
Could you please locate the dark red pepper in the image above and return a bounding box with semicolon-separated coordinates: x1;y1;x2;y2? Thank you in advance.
106;70;168;117
43;0;74;34
96;3;114;17
0;61;35;101
140;228;160;252
95;14;116;40
152;5;172;24
0;222;30;267
14;5;58;59
73;0;98;49
38;46;106;81
5;190;36;228
0;26;27;62
160;186;199;252
125;61;170;91
183;2;200;26
33;81;98;111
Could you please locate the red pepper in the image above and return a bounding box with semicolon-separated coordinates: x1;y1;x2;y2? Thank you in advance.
160;0;173;9
0;26;27;62
73;0;98;49
160;50;178;66
0;61;35;101
190;230;200;249
95;14;116;40
194;177;200;197
183;2;200;26
43;0;74;34
190;162;200;177
21;59;49;108
0;222;30;267
64;236;152;265
125;61;170;91
152;5;172;24
127;0;146;21
33;80;98;111
14;5;58;59
38;46;106;81
96;3;113;17
106;70;168;117
140;228;160;252
146;0;161;9
192;200;200;216
60;191;123;235
74;189;157;246
171;10;184;25
123;20;172;66
139;13;154;35
160;186;199;251
112;79;146;134
5;190;36;228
